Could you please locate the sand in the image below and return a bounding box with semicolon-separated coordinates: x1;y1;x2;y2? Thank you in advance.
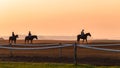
0;40;120;66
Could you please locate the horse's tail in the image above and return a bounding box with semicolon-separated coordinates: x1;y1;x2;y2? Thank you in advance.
77;35;80;42
25;37;27;44
9;37;11;43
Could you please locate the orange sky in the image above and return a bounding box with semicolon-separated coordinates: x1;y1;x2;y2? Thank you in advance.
0;0;120;39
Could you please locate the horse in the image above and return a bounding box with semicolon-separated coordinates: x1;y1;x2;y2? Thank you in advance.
25;35;38;44
77;33;91;43
9;35;19;44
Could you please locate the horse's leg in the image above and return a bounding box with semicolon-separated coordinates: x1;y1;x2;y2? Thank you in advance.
31;40;32;44
79;39;80;44
27;40;29;44
9;39;11;44
77;38;79;44
13;40;14;44
86;39;88;44
25;39;27;44
14;40;16;44
11;40;13;44
77;37;79;42
25;40;26;44
10;40;11;44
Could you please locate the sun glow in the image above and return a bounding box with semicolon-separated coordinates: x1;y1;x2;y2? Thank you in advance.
0;0;120;39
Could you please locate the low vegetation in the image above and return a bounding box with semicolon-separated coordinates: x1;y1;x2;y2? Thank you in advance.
0;62;119;68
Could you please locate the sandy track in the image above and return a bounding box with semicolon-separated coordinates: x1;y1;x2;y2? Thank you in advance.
0;40;120;65
0;45;120;65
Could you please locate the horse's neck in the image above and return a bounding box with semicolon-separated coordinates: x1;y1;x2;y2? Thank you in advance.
15;36;17;37
33;36;36;39
33;35;36;37
86;33;90;37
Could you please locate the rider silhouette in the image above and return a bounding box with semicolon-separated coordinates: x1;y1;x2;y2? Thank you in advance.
28;31;32;38
12;32;15;37
81;29;85;37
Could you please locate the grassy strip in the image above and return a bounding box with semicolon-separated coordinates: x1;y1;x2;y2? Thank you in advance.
0;62;119;68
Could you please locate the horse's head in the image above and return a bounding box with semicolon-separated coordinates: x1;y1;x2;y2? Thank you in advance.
86;33;91;37
34;35;38;39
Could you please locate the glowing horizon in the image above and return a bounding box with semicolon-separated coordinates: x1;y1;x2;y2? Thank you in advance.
0;0;120;39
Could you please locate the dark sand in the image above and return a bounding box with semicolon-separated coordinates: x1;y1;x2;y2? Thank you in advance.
0;40;120;66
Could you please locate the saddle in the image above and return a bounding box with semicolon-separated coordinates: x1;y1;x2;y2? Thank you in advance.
80;34;85;38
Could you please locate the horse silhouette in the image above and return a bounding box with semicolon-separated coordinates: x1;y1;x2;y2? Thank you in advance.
77;33;91;43
9;35;19;44
25;35;38;44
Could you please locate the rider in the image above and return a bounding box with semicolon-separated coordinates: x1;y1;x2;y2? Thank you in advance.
28;31;32;38
81;29;85;37
12;32;15;37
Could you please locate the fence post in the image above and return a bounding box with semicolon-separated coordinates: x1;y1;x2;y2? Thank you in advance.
74;42;77;65
59;43;62;58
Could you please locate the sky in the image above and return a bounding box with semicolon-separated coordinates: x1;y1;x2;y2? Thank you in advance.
0;0;120;39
